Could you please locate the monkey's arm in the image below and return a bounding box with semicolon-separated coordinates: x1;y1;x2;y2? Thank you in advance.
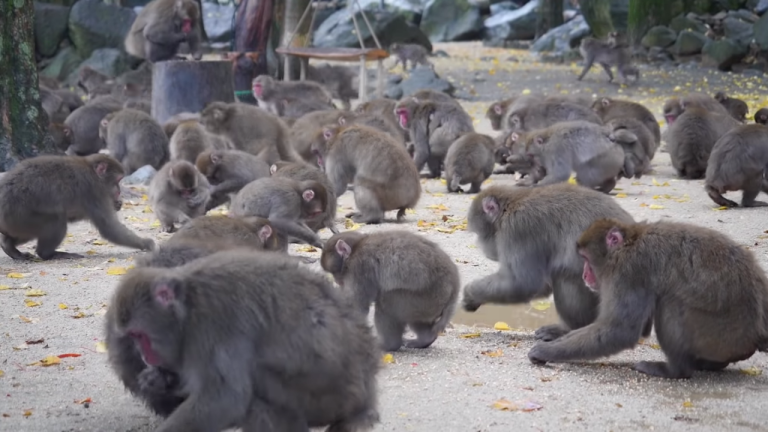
463;255;549;310
535;161;571;186
88;199;155;250
268;219;323;248
528;287;654;364
410;121;431;171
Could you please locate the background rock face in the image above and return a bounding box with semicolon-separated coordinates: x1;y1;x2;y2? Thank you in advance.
420;0;483;43
34;2;71;58
313;8;432;50
68;0;136;59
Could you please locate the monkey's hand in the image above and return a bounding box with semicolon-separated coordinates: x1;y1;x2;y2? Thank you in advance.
527;343;552;365
141;238;157;251
138;367;179;395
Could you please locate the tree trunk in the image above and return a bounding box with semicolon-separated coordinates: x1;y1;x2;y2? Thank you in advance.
0;0;61;172
151;60;235;124
233;0;274;99
280;0;311;80
581;0;615;39
628;0;684;44
194;0;208;42
536;0;564;39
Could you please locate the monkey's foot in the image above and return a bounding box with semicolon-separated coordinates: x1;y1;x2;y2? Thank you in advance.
633;361;691;379
404;335;438;349
743;200;768;208
534;324;569;342
526;344;550;365
462;298;481;312
5;250;36;261
694;359;729;372
40;251;84;260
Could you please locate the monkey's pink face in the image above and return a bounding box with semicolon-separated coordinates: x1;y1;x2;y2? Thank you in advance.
579;251;598;292
252;82;263;98
128;330;163;366
664;114;676;125
395;108;409;129
181;19;192;34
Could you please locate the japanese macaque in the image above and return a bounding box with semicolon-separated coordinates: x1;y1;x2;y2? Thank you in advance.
705;124;768;208
99;109;170;174
322;230;459;352
354;99;408;142
462;184;636;342
577;36;639;84
0;155;155;260
662;93;730;125
124;0;202;62
529;219;768;379
289;110;352;164
64;97;123;156
606;117;656;175
149;160;211;233
105;250;381;428
307;63;359;110
506;101;602;132
444;133;495;193
754;108;768;125
714;91;748;122
251;74;335;116
169;120;232;164
270;160;338;233
195;149;271;210
591;97;661;147
337;112;404;145
389;43;433;70
311;125;421;224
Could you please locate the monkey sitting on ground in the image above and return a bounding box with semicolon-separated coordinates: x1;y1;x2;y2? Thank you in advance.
577;36;639;84
105;250;381;428
289;110;352;164
311;125;422;224
591;97;661;148
755;108;768;125
462;184;636;342
162;112;200;138
275;97;337;120
229;177;326;247
486;98;515;131
409;89;461;107
394;98;474;178
149;160;211;233
519;121;625;193
506;100;602;132
0;155;155;260
662;93;730;125
64;96;123;156
528;219;768;379
252;75;335;116
99;109;169;175
389;43;433;70
606;118;655;178
444;133;496;193
338;112;404;145
705;124;768;208
169;120;232;164
270;160;338;233
714;91;748;122
322;231;459;352
196;149;272;210
124;0;202;62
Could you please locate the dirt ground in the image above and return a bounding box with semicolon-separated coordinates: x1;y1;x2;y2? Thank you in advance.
3;42;768;431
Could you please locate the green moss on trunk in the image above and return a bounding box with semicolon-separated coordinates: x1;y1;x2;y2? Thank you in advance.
581;0;615;38
628;0;684;45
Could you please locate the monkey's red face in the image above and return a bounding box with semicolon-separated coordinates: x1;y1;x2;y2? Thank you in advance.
181;19;192;33
128;330;163;366
579;251;598;292
252;82;263;98
395;108;409;128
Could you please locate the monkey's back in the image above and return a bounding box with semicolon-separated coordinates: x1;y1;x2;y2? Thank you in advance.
667;108;739;178
705;124;768;191
229;177;300;219
444;133;495;182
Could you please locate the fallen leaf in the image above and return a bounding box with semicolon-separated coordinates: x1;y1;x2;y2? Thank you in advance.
530;300;552;311
106;267;127;276
460;332;481;339
426;204;449;211
417;220;437;228
0;370;4;377
567;175;577;185
492;399;543;412
25;339;44;344
24;289;46;297
58;303;68;310
85;250;97;256
38;356;61;367
7;272;26;278
740;366;762;376
13;343;28;351
141;194;149;201
24;299;41;308
652;178;670;187
92;240;107;246
57;353;82;359
682;400;693;408
436;227;456;234
151;220;161;228
72;311;86;319
649;204;665;210
0;285;10;290
712;206;729;211
142;206;153;213
382;353;395;364
481;349;503;357
494;321;511;331
615;193;627;198
95;341;108;353
296;245;318;253
74;398;92;405
18;315;34;323
344;219;362;230
23;410;32;417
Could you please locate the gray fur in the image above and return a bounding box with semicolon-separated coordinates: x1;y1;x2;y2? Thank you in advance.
577;37;639;84
170;121;232;164
507;101;602;132
389;43;432;70
290;110;352;164
64;97;123;156
198;149;271;210
149;160;211;233
591;97;661;147
102;108;170;174
444;132;495;193
666;106;740;179
252;74;335;116
270;160;338;233
606;118;655;178
705;124;768;207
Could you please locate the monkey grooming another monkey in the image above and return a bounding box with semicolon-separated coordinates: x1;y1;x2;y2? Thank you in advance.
0;155;155;260
577;36;639;84
528;219;768;379
389;43;433;70
195;149;271;210
124;0;202;62
394;99;474;178
105;250;381;428
322;231;460;352
591;97;661;148
229;177;326;247
755;108;768;125
149;160;211;233
444;133;496;193
270;160;338;233
714;91;748;122
463;184;636;342
662;93;730;125
311;125;422;224
100;109;170;174
199;101;303;165
252;74;335;116
506;101;602;132
705;124;768;208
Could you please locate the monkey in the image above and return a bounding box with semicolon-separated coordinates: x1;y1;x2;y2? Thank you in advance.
462;184;637;342
52;89;84;113
275;97;337;120
77;66;112;96
354;98;407;141
590;97;661;147
662;93;730;125
161;112;200;138
486;98;515;131
40;87;71;124
124;0;202;62
519;121;625;193
99;109;170;175
148;160;210;233
394;98;474;178
577;36;639;84
63;97;124;156
337;111;404;145
755;108;768;125
136;238;251;269
195;149;271;210
606;31;629;48
389;43;433;70
270;160;338;234
321;230;459;352
38;75;60;90
0;154;155;260
606;119;653;179
506;101;603;132
169;120;232;164
528;219;768;379
48;123;72;151
705;124;768;208
289;110;352;164
306;63;359;110
409;89;460;107
123;98;151;114
714;91;748;122
104;250;381;428
311;125;422;224
665;106;741;179
199;101;303;165
229;177;327;245
251;75;335;116
443;133;496;193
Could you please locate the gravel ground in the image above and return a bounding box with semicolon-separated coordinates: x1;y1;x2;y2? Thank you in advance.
3;42;768;431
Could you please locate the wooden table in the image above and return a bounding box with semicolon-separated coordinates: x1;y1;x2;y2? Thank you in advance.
275;47;390;102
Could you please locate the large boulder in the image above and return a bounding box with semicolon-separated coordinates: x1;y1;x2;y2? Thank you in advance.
756;0;768;14
34;2;71;58
755;10;768;49
384;65;454;99
703;38;749;70
641;26;677;48
202;1;236;43
483;0;538;47
68;0;136;59
420;0;484;42
313;8;432;51
670;30;708;56
358;0;424;25
64;48;136;85
669;14;707;34
530;15;590;54
40;46;83;82
723;16;755;47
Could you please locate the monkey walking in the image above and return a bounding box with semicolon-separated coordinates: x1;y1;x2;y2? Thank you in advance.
105;250;381;429
529;219;768;379
321;231;460;352
577;36;639;84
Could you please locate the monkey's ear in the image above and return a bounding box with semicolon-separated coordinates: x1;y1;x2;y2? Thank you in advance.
481;196;500;219
338;116;347;126
151;279;183;309
493;104;503;115
322;127;334;141
210;153;222;164
510;132;519;142
258;225;273;243
335;239;352;258
213;108;225;121
302;189;315;202
100;118;109;128
270;164;278;175
94;162;108;177
605;227;623;249
63;126;71;136
535;136;545;146
601;98;610;107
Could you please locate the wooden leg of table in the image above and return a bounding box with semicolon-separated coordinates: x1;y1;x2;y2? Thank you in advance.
359;55;368;103
283;56;291;81
300;58;307;81
377;59;384;98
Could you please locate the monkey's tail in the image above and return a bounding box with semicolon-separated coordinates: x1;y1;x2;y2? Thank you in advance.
432;287;461;335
